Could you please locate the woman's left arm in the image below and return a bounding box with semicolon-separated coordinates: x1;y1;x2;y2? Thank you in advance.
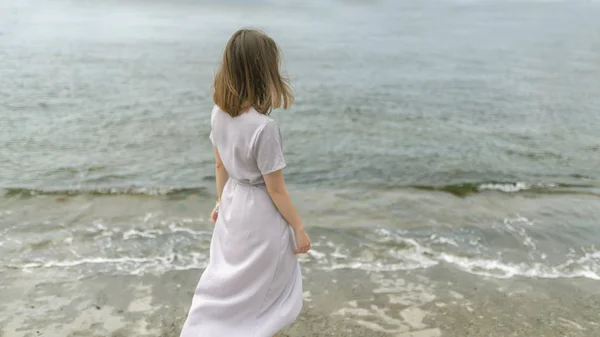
212;147;229;224
214;147;229;202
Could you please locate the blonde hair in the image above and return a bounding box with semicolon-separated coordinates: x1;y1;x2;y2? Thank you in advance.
213;29;294;117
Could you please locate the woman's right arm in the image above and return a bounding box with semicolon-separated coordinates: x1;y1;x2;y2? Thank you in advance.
264;170;303;232
255;120;310;253
264;170;311;254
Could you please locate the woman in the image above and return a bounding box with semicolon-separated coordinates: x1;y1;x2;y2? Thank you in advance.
180;29;311;337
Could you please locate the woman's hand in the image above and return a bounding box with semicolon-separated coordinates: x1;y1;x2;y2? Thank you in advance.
210;204;219;224
294;228;311;254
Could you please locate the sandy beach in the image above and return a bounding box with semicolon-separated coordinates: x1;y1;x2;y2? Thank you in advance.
3;264;600;337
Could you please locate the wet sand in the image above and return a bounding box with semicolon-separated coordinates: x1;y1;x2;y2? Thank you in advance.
2;267;599;337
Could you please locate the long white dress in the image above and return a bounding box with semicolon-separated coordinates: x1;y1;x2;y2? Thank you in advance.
180;105;303;337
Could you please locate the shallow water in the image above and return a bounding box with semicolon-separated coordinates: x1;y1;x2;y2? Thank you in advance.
1;0;600;335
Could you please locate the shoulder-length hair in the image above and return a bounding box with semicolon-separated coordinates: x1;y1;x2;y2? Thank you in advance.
213;29;294;117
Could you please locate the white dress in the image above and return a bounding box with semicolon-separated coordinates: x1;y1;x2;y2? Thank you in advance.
180;105;303;337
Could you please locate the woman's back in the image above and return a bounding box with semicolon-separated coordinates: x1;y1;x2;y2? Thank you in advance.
210;105;286;186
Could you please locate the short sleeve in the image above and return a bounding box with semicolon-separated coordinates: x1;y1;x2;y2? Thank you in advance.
254;120;286;175
209;106;217;147
209;129;215;147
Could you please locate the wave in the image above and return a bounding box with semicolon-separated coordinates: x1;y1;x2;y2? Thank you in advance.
317;247;600;281
5;252;209;276
4;225;599;281
478;181;556;192
3;179;596;198
8;246;598;281
321;254;600;280
0;186;207;198
308;227;600;280
436;252;600;280
412;181;596;197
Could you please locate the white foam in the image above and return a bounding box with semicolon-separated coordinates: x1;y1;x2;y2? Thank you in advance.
479;182;530;192
10;247;600;280
82;221;209;242
437;253;600;280
502;217;537;250
328;249;599;280
307;249;327;260
330;252;349;259
7;224;600;281
478;182;557;193
123;228;163;240
168;223;207;236
429;234;459;247
12;252;208;276
319;232;600;280
328;260;438;272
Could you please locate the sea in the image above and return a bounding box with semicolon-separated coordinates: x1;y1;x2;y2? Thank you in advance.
1;0;599;336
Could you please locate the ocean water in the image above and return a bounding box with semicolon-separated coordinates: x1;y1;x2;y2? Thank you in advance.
1;0;600;335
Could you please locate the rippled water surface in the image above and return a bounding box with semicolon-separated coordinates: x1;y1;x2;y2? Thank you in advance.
1;0;600;335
